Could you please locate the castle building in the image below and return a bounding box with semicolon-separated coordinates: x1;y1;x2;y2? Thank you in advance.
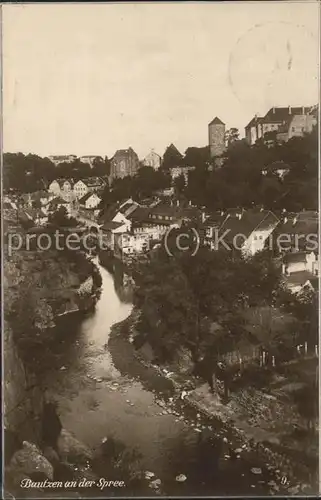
208;117;226;158
245;106;318;146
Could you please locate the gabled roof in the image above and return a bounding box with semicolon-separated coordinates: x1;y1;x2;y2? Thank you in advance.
283;251;309;264
50;196;69;206
263;107;308;124
164;143;183;157
83;177;105;188
219;209;279;241
284;271;315;289
101;220;124;232
204;212;227;227
79;192;101;204
112;147;138;159
209;117;225;126
245;116;264;129
304;276;319;291
296;211;318;222
52;178;74;188
276;216;318;252
144;150;161;159
127;207;151;223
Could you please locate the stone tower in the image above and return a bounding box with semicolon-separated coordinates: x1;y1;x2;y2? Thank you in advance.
208;117;225;158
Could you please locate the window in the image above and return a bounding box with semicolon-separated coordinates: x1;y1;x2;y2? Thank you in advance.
292;127;295;132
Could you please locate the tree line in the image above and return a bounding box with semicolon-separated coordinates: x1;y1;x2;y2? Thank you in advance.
3;153;110;193
101;126;317;212
132;245;318;400
4;126;317;214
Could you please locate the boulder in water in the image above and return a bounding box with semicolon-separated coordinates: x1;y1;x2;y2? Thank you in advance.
57;429;93;463
10;441;54;480
251;467;262;475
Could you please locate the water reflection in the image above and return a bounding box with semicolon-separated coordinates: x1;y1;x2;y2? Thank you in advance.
43;258;277;496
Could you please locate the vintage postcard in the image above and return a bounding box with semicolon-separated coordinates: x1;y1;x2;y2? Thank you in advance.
2;1;319;498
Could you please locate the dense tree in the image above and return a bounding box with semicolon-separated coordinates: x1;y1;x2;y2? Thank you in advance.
133;247;283;366
99;167;171;207
182;126;318;211
91;156;111;177
3;153;56;193
224;128;240;147
183;146;210;168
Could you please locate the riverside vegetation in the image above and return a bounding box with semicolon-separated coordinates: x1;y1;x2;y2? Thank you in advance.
127;245;318;487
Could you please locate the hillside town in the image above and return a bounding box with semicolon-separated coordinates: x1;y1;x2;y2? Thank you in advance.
4;100;319;495
3;1;320;494
4;105;319;297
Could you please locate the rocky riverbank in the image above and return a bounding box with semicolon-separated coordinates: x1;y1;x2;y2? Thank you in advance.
4;248;103;488
4;412;100;499
109;308;317;495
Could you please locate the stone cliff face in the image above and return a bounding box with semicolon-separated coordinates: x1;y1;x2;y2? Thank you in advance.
4;321;43;444
4;249;102;440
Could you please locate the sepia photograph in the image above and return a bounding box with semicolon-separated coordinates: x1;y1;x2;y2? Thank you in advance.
2;1;320;497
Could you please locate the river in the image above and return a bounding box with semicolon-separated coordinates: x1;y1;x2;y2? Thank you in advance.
43;258;283;496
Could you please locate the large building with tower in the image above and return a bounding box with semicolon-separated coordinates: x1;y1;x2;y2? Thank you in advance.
208;117;226;158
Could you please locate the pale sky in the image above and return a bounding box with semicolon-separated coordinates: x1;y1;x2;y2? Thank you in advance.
3;2;320;159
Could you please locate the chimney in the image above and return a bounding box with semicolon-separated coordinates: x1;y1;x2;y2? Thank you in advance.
201;212;206;224
272;107;275;114
293;216;297;225
302;106;305;114
189;200;192;206
288;105;291;115
284;216;288;224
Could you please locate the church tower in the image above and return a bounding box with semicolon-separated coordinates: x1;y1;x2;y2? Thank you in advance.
208;117;225;158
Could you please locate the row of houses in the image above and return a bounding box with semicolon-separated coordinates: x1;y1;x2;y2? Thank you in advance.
48;177;106;204
4;182;103;228
98;199;318;294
